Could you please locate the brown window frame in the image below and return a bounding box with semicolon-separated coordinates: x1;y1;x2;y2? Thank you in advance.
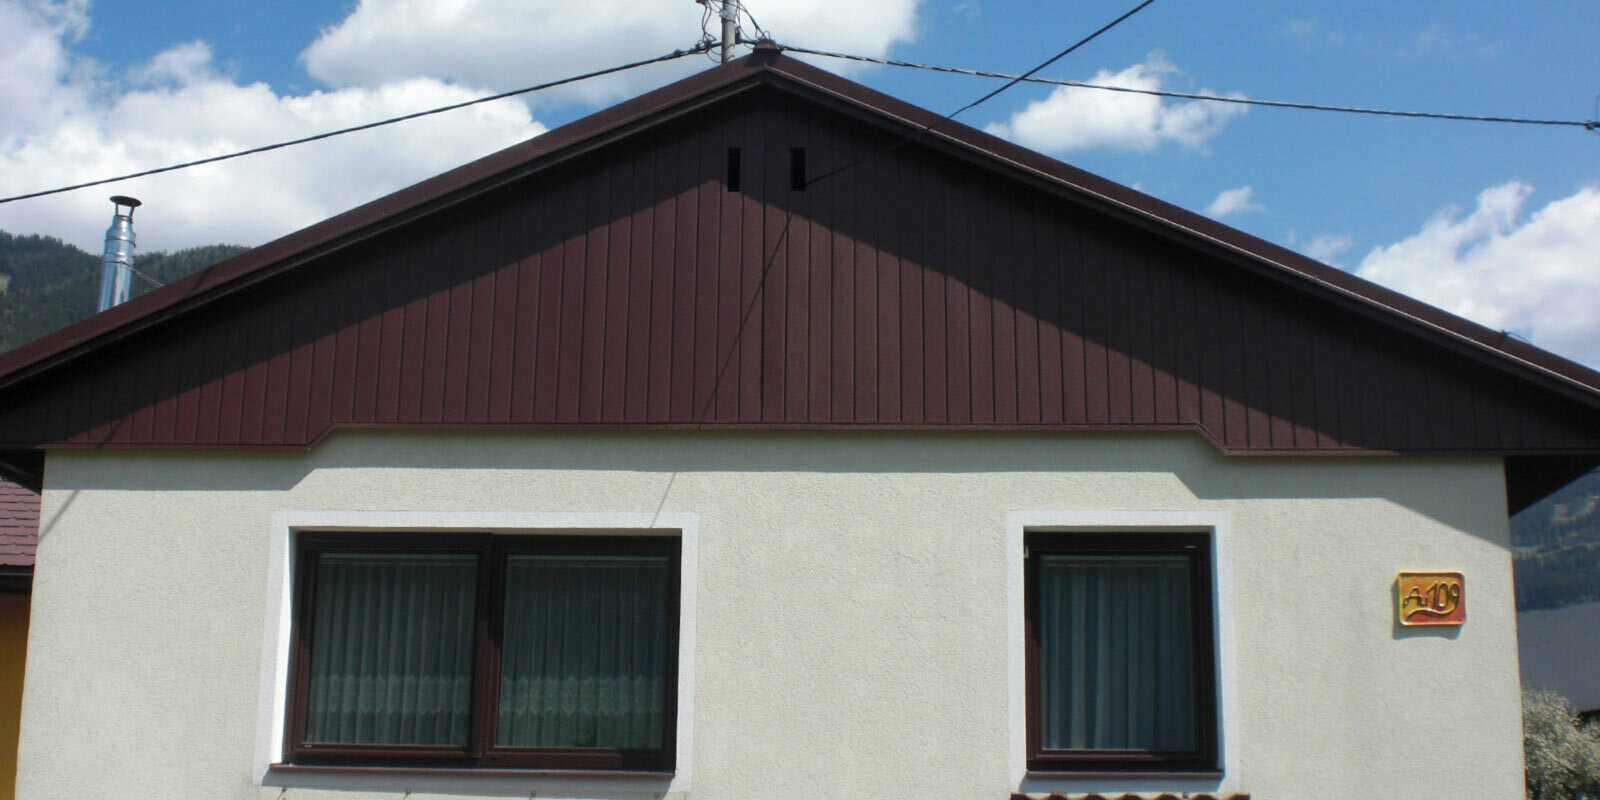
1024;531;1218;774
284;531;681;772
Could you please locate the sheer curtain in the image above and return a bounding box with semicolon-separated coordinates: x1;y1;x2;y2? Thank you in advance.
497;554;670;749
304;552;478;746
1036;553;1196;751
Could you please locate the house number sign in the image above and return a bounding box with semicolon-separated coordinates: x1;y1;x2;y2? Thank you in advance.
1396;572;1465;626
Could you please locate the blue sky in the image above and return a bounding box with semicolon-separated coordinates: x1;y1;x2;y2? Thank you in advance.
2;0;1597;365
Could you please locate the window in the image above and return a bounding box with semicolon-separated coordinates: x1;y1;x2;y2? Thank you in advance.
285;532;680;771
1024;531;1217;773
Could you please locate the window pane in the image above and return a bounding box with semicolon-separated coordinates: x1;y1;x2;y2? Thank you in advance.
304;553;477;746
1037;553;1196;751
498;554;671;749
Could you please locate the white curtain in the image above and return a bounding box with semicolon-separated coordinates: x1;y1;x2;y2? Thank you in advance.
304;553;478;746
497;554;670;749
1037;553;1196;751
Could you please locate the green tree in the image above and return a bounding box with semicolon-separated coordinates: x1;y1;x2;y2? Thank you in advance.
0;231;246;353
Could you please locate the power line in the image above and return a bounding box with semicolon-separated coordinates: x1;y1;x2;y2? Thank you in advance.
681;3;1161;439
698;2;725;63
775;43;1598;130
738;3;769;43
656;2;1165;503
802;0;1161;188
947;0;1158;123
673;0;1164;424
0;43;717;206
128;265;164;290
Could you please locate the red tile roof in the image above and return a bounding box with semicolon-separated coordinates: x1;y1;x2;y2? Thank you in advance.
0;476;39;568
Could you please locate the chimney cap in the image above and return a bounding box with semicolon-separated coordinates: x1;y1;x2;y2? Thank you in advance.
109;195;142;210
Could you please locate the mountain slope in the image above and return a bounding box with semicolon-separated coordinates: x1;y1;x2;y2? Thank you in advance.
0;232;247;352
1514;469;1600;611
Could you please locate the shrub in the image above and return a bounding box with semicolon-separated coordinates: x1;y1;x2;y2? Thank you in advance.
1525;689;1600;799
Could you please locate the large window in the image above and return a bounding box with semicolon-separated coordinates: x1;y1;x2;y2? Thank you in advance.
285;532;680;771
1024;531;1217;773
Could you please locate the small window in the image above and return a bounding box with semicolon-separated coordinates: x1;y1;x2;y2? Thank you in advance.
1025;532;1217;772
286;533;680;770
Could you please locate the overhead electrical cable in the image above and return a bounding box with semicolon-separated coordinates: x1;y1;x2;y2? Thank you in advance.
128;265;164;290
687;0;1166;424
0;43;717;206
698;2;723;63
774;43;1599;130
800;0;1161;189
738;3;769;42
691;0;1165;434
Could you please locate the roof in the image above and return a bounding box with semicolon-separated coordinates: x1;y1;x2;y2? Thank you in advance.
0;45;1594;510
0;476;38;570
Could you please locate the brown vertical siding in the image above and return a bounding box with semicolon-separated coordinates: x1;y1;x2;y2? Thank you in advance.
1;93;1598;457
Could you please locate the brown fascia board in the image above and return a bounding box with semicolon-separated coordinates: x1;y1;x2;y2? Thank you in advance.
2;44;1598;419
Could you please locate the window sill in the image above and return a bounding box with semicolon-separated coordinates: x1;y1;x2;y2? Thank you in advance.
271;764;674;778
263;763;677;795
1025;770;1224;779
1017;768;1232;798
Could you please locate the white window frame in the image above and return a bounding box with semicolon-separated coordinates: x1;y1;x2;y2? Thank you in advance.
1006;509;1240;796
254;510;699;797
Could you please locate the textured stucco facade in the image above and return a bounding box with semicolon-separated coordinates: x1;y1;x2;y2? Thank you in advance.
16;430;1523;799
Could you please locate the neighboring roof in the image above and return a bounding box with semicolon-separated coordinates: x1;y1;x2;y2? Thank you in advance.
0;476;38;569
0;45;1594;508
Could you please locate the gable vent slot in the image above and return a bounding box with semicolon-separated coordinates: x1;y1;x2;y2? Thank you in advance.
726;147;742;192
790;147;807;191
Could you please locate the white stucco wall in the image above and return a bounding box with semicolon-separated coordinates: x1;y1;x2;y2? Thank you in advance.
16;431;1523;799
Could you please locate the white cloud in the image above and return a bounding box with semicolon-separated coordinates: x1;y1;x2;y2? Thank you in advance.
1206;185;1260;218
1280;18;1317;38
1356;181;1600;367
138;40;214;87
301;0;921;107
983;54;1247;154
1279;18;1347;47
1406;22;1499;59
0;0;91;146
0;0;546;253
1303;233;1354;265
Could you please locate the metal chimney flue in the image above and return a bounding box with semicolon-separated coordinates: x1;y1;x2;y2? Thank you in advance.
97;195;141;312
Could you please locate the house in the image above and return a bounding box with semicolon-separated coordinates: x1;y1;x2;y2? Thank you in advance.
3;45;1599;799
0;477;35;800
